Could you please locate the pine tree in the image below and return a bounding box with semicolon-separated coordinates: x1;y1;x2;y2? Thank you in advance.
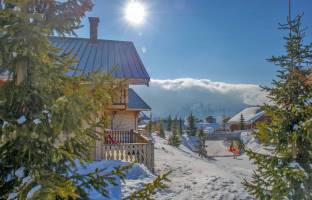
147;113;153;135
222;115;230;131
187;113;196;136
166;115;172;131
196;128;207;158
168;119;181;147
178;117;183;135
0;1;168;199
0;1;129;198
243;15;312;199
172;116;178;134
240;114;245;130
158;120;165;138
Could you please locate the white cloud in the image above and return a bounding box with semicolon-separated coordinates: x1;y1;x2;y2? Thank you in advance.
134;78;269;118
150;78;268;105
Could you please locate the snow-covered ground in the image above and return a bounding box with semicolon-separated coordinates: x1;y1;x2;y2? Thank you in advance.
240;131;274;154
152;134;255;200
80;131;261;199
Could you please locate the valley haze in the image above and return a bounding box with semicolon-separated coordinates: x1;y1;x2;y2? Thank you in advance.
133;78;268;119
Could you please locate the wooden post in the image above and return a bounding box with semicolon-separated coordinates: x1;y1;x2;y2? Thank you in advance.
16;63;27;85
149;140;155;173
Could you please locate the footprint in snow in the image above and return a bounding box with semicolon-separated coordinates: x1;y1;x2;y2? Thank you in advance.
207;176;218;182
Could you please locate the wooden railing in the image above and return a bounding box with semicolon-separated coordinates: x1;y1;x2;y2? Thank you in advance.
108;88;128;110
112;88;128;105
94;130;154;172
104;130;148;144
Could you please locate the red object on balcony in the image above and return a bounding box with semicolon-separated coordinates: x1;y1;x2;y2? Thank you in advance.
105;133;119;144
0;79;6;86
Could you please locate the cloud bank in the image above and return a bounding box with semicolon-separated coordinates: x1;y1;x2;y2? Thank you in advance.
133;78;268;119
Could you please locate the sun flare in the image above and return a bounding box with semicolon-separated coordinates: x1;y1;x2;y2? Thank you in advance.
124;1;146;26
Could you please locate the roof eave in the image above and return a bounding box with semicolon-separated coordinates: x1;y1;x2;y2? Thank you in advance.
128;78;150;86
127;108;151;111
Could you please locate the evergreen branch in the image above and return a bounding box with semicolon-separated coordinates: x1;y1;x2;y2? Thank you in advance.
70;164;133;198
123;171;171;200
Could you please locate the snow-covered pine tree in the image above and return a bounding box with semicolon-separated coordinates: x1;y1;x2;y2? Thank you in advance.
196;128;207;158
243;15;312;200
166;115;172;131
168;119;181;147
240;114;245;130
187;113;196;136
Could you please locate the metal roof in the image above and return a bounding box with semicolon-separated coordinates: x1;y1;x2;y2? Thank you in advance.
49;36;150;85
128;88;151;110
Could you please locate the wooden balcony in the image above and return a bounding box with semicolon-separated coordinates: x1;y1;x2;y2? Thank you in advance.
94;130;154;172
108;88;128;110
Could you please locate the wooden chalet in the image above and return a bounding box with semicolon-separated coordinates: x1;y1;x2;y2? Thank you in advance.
227;106;270;131
50;17;154;171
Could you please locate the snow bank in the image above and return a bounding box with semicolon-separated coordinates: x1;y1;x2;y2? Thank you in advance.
181;134;199;151
240;131;273;154
75;160;155;200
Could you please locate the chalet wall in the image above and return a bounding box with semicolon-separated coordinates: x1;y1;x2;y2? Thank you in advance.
229;115;271;131
110;110;139;130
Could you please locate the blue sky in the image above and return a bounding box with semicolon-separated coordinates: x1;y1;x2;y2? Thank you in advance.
75;0;312;85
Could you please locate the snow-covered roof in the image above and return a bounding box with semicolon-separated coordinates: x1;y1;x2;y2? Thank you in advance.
196;122;219;130
228;107;265;124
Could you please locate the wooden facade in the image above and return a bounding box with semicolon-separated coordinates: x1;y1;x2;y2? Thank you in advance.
109;110;139;131
96;82;153;171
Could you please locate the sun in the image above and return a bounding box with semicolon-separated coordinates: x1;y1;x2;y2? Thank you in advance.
124;1;146;26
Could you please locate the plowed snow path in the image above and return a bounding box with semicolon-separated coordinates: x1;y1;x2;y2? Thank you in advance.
153;136;254;200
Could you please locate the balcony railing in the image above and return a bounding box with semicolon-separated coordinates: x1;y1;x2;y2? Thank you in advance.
94;130;154;172
108;88;128;110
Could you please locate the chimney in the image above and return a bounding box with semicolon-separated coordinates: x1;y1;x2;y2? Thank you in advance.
88;17;99;43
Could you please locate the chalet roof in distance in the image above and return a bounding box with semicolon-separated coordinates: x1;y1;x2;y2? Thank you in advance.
228;107;264;124
49;36;150;85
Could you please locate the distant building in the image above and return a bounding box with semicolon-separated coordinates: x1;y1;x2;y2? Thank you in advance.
227;107;269;131
138;112;150;127
205;116;217;123
196;122;220;134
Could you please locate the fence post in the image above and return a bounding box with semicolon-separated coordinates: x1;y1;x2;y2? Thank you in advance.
130;129;133;143
149;140;155;173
